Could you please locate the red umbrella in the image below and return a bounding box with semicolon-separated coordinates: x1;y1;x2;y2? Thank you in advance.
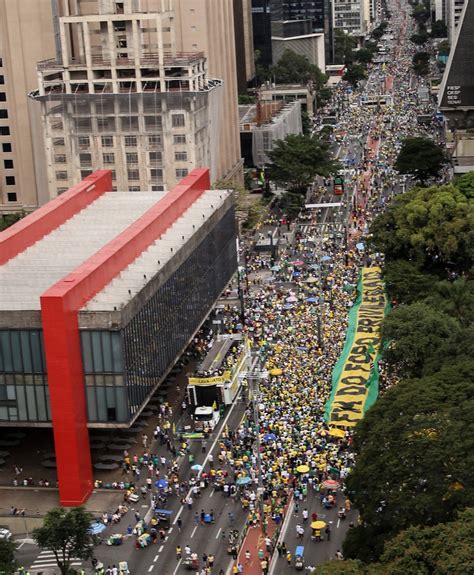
291;260;305;266
320;479;340;490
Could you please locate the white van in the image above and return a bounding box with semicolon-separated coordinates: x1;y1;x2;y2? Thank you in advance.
193;406;220;432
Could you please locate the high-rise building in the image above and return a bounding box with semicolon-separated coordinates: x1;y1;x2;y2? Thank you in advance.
283;0;325;32
446;0;466;42
171;0;243;183
0;0;56;214
29;0;225;199
233;0;257;93
332;0;371;36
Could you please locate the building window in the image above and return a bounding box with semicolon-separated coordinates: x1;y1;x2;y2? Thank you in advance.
101;136;114;148
0;126;10;136
54;154;66;164
174;151;187;162
176;168;188;178
78;136;90;149
56;171;68;180
127;169;140;181
97;117;114;132
53;138;65;147
0;92;6;102
4;159;13;169
79;153;92;167
149;151;162;165
7;192;17;202
126;152;138;164
57;188;68;195
144;116;161;131
125;136;137;147
0;75;4;84
171;114;185;128
0;58;3;67
148;135;161;147
150;168;163;181
0;109;7;119
81;170;93;178
5;176;15;185
2;143;11;152
103;153;115;164
151;185;164;191
129;186;141;191
111;170;116;181
173;134;186;144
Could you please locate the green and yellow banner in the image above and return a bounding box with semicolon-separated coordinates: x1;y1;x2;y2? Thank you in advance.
324;267;389;427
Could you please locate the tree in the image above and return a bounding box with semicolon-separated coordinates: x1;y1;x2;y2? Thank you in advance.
0;212;25;232
382;259;438;304
344;361;474;561
364;40;379;54
371;27;384;40
311;559;366;574
410;31;429;45
343;64;367;87
369;184;474;272
271;50;328;89
412;51;430;75
453;170;474;198
431;19;448;38
354;48;374;64
381;302;461;377
33;507;95;575
394;136;446;183
334;29;356;64
437;40;450;57
411;3;430;26
301;110;311;136
376;508;474;574
0;539;17;575
267;134;339;193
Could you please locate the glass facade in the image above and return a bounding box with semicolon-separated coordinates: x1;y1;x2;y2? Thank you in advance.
0;205;237;425
122;207;237;415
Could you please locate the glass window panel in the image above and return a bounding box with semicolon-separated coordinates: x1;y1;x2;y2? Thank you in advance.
20;332;33;372
81;332;94;373
6;385;15;400
86;387;98;421
105;386;116;406
16;385;28;420
10;332;23;372
115;386;128;421
0;332;13;371
25;386;37;420
0;406;8;420
91;332;104;372
111;332;123;372
95;387;107;421
9;407;18;421
35;387;47;421
30;331;44;373
101;332;113;372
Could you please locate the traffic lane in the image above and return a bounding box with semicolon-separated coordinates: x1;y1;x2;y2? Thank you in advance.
272;496;358;572
15;541;40;572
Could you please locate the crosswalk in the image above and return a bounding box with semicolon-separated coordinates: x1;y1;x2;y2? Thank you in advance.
299;222;344;239
30;549;82;571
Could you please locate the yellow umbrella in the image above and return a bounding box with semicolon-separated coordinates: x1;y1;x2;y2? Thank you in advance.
311;520;326;529
328;428;345;438
296;464;310;473
270;368;283;376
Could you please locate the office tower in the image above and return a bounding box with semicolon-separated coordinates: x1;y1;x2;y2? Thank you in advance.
233;0;257;93
283;0;325;31
446;0;466;41
0;0;56;214
29;0;224;198
332;0;371;36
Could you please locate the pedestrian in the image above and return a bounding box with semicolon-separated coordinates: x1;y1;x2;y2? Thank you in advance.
286;551;292;565
176;545;182;560
245;550;251;563
325;525;331;541
336;549;344;560
142;433;148;449
177;517;182;531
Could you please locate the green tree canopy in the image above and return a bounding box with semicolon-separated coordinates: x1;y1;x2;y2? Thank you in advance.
0;539;17;575
311;559;366;574
395;137;447;183
423;277;474;325
381;302;461;377
411;3;431;26
354;48;374;64
0;212;25;232
271;50;328;89
437;39;450;56
334;29;357;64
343;64;367;87
33;507;95;575
382;259;439;304
370;184;474;272
344;361;474;561
412;51;430;75
410;31;429;45
431;19;448;38
453;170;474;198
267;134;339;193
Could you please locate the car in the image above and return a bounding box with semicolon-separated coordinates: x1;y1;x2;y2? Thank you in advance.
0;528;12;540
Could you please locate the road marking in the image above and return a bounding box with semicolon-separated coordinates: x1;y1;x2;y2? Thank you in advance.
209;488;215;498
148;565;154;572
268;498;294;575
215;527;222;539
168;527;173;533
337;518;341;528
153;555;159;562
172;381;249;526
173;559;182;575
190;525;198;538
164;536;168;541
158;545;164;552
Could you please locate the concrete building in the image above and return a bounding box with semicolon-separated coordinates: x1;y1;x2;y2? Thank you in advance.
272;30;326;70
439;0;474;172
0;0;56;214
332;0;371;36
0;168;237;505
259;83;316;116
239;99;302;166
172;0;243;184
29;0;225;199
446;0;466;41
233;0;257;93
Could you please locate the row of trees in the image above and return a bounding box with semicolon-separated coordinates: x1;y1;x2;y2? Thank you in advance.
313;173;474;572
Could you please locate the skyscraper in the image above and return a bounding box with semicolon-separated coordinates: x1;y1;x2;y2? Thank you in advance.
0;0;56;214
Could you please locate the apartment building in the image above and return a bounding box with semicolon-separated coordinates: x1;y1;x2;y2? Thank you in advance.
332;0;371;36
29;1;225;198
0;0;56;213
